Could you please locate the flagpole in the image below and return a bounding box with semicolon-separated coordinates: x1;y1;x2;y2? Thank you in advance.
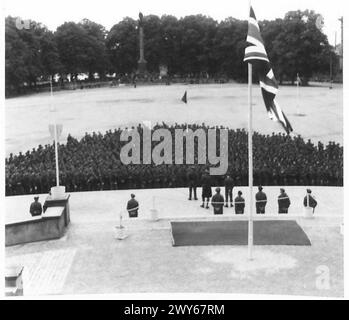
247;62;254;261
296;73;300;116
246;0;254;261
50;79;60;187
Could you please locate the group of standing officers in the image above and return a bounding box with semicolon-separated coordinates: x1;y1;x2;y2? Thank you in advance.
187;171;317;215
30;171;318;218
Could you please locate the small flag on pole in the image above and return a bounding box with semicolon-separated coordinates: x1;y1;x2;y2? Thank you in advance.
181;91;188;104
244;7;293;134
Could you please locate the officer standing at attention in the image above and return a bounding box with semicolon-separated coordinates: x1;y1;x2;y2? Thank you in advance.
224;175;234;208
201;171;212;209
211;188;225;215
187;167;198;201
278;188;291;214
303;189;318;213
30;196;42;217
234;191;245;215
256;186;267;214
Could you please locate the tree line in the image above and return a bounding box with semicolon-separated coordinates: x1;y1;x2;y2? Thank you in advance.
5;10;339;96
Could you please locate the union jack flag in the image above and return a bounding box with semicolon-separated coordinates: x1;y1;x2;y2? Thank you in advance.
244;6;293;134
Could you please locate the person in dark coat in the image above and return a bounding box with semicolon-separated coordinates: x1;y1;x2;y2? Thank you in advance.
127;194;139;218
224;175;234;208
303;189;318;213
201;172;212;209
256;186;267;214
278;188;291;214
30;196;42;217
187;168;198;201
234;191;245;215
211;188;225;215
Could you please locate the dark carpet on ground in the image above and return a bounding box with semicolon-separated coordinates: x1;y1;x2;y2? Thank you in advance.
171;220;311;247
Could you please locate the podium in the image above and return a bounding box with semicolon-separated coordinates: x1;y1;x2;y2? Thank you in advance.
43;193;70;227
5;193;71;246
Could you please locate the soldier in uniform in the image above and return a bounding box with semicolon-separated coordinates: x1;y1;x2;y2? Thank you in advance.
127;194;139;218
234;191;245;215
30;196;43;217
211;188;225;215
278;188;291;214
187;167;198;201
224;175;234;208
256;186;267;214
201;172;212;209
303;189;318;213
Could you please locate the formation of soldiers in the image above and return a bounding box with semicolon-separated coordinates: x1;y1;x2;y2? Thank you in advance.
5;123;343;196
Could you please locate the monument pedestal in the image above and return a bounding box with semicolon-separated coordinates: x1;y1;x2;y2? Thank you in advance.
137;60;147;77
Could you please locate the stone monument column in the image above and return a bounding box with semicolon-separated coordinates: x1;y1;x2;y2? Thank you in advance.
137;12;147;75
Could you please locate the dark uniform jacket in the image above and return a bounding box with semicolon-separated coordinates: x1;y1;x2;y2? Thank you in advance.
278;193;291;213
127;199;139;218
303;195;317;209
224;177;234;190
201;174;212;198
234;196;245;214
212;194;225;215
30;201;42;216
256;191;267;210
187;171;198;187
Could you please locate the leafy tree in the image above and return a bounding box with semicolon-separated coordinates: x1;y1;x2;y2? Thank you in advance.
261;10;332;84
5;16;30;94
177;15;217;76
79;19;109;79
5;16;58;94
39;30;62;79
214;18;247;80
106;18;138;75
6;10;338;96
55;20;109;79
54;22;88;77
159;15;181;74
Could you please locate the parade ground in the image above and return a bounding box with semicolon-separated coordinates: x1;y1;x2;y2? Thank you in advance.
5;187;344;297
3;0;346;303
5;82;343;156
5;83;344;297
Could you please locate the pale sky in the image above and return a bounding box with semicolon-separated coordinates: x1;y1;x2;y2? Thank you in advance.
2;0;345;45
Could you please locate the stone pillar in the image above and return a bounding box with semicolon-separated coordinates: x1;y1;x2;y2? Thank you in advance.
137;12;147;75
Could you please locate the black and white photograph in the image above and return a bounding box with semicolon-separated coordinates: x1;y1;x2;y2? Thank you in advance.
1;0;347;300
